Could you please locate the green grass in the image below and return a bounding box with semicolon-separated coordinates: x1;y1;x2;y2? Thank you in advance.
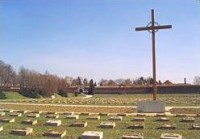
0;92;27;99
0;112;200;139
1;92;200;106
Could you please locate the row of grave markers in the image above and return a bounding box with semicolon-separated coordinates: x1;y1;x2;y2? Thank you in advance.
0;125;184;139
0;109;200;139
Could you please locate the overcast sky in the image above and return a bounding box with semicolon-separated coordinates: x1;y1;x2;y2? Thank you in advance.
1;0;200;83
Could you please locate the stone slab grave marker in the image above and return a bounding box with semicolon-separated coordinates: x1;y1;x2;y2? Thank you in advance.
109;116;123;121
0;118;15;123
46;114;59;119
31;111;42;114
11;127;33;136
0;112;5;116
46;111;58;115
159;124;176;130
191;123;200;130
9;112;22;117
22;119;37;125
27;113;40;118
128;123;145;129
100;122;116;128
66;114;79;119
122;133;143;139
71;121;88;127
62;112;74;115
117;113;128;117
17;110;28;114
160;133;182;139
181;117;195;122
45;120;62;126
135;9;171;113
156;113;167;117
82;131;103;139
176;114;187;117
132;117;146;122
99;113;108;116
81;112;91;115
43;130;66;138
136;113;146;117
87;115;100;120
4;109;14;112
0;126;3;132
157;117;169;122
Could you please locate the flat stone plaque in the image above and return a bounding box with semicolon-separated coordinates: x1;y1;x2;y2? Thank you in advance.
4;109;14;112
157;117;169;122
10;112;22;117
160;133;182;139
87;115;100;120
99;113;108;116
17;110;28;114
176;114;186;117
181;117;195;122
82;131;103;139
136;113;146;117
132;117;146;122
47;112;58;115
117;113;127;117
109;116;123;121
122;133;143;139
45;120;61;126
46;114;59;119
0;112;5;116
71;121;87;127
43;130;66;138
66;115;79;119
100;122;115;128
27;113;40;118
31;111;42;114
159;124;176;130
191;123;200;130
11;127;33;136
62;112;74;115
81;112;91;115
156;113;167;117
22;119;37;125
128;123;145;129
0;126;3;132
137;100;165;113
0;118;15;123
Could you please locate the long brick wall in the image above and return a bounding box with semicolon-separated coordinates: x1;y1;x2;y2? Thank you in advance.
1;85;200;94
65;85;200;94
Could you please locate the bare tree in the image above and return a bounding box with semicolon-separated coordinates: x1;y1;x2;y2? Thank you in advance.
0;61;16;87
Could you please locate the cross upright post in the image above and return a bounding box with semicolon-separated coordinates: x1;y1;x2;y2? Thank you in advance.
135;9;172;101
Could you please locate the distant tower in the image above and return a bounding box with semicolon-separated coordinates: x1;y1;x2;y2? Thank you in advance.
184;78;187;84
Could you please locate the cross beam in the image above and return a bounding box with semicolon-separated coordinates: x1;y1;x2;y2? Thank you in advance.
135;25;172;31
135;9;172;101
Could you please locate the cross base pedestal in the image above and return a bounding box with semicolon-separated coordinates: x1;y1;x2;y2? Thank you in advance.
137;100;165;113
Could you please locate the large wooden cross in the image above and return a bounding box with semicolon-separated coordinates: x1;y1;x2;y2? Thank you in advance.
135;9;172;100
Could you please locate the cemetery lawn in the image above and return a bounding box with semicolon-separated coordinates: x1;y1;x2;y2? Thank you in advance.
1;92;200;106
0;112;200;139
0;91;27;99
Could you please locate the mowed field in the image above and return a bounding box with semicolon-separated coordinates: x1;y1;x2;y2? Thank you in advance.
1;92;200;106
0;92;200;139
